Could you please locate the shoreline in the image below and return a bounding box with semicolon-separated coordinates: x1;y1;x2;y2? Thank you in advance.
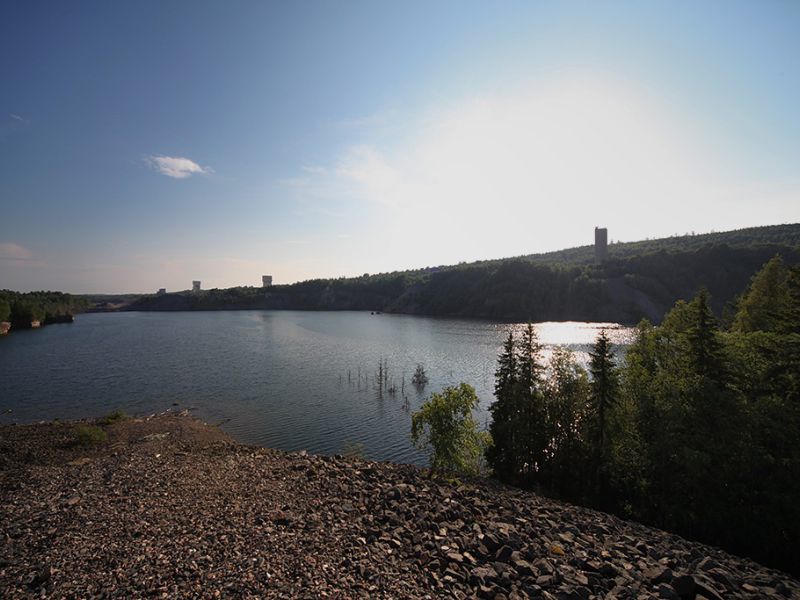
1;413;798;598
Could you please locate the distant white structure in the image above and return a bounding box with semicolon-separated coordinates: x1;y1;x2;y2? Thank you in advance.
156;288;166;296
192;280;201;293
262;275;273;287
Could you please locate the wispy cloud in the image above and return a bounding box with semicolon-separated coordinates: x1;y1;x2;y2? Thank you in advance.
283;78;800;266
0;242;34;261
9;114;25;122
144;155;213;179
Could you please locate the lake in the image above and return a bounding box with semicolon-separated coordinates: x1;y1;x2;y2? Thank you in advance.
0;311;632;464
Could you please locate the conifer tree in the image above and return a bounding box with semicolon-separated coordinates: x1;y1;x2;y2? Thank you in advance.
487;332;519;482
515;323;547;486
686;288;726;380
589;329;618;504
733;254;790;333
589;330;618;459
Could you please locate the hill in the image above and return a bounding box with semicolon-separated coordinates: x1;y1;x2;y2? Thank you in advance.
124;224;800;324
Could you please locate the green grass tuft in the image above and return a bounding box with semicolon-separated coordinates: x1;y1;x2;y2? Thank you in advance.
97;410;127;426
74;424;108;447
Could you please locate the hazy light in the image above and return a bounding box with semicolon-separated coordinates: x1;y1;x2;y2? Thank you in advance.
289;77;795;276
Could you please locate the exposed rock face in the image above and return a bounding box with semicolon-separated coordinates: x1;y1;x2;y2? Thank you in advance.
1;415;798;598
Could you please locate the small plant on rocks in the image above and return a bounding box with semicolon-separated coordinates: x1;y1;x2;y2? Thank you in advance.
73;424;108;447
98;410;127;426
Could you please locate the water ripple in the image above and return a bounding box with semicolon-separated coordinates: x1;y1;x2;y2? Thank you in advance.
0;311;631;465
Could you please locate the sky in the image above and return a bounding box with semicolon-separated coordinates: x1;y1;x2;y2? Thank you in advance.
1;1;799;293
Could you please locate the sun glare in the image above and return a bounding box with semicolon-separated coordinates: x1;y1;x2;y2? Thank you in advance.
316;79;718;268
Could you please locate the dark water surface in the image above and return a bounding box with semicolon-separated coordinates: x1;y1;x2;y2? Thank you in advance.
0;311;631;464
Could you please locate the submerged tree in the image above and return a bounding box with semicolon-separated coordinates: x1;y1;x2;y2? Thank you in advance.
411;363;429;388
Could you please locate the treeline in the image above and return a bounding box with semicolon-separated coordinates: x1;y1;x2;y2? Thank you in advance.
482;254;800;575
0;290;88;328
517;222;800;266
128;237;800;325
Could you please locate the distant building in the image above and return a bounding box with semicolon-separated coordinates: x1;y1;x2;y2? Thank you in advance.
262;275;273;287
594;227;608;263
192;280;201;293
157;288;166;296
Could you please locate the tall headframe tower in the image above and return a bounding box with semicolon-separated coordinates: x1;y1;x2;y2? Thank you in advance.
262;275;273;287
192;280;201;293
594;227;608;263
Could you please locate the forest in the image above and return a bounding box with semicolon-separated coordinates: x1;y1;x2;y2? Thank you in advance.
413;254;800;576
127;223;800;324
0;290;88;329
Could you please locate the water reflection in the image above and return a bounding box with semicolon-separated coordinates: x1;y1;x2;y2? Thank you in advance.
0;311;633;464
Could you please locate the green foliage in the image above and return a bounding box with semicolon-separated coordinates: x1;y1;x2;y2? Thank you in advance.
486;332;520;481
483;255;800;575
686;288;727;378
98;410;128;426
588;329;619;504
540;348;591;500
0;290;87;327
73;424;108;447
486;326;550;487
411;383;487;477
515;324;548;486
0;299;10;322
733;254;790;332
588;329;618;453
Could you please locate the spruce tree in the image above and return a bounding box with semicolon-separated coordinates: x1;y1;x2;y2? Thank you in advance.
487;332;518;482
515;323;547;486
687;288;726;380
732;254;790;333
589;330;618;458
589;329;618;504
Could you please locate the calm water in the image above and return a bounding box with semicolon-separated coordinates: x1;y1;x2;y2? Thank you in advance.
0;311;632;464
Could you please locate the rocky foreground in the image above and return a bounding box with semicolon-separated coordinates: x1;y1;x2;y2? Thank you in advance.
1;415;798;599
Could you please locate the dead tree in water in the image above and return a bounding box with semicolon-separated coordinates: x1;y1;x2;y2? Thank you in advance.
412;363;429;389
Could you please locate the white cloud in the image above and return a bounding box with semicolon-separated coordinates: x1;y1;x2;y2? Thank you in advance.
10;114;25;122
0;242;34;261
145;155;213;179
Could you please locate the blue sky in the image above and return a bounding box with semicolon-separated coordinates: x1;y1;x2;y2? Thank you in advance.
1;1;798;293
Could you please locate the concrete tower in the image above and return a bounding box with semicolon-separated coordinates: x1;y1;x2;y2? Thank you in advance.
262;275;273;287
192;280;201;293
594;227;608;263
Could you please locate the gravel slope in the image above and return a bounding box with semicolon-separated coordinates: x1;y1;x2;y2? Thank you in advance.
1;414;798;599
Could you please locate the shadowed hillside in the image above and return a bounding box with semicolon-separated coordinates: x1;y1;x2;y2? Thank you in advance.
125;224;800;324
